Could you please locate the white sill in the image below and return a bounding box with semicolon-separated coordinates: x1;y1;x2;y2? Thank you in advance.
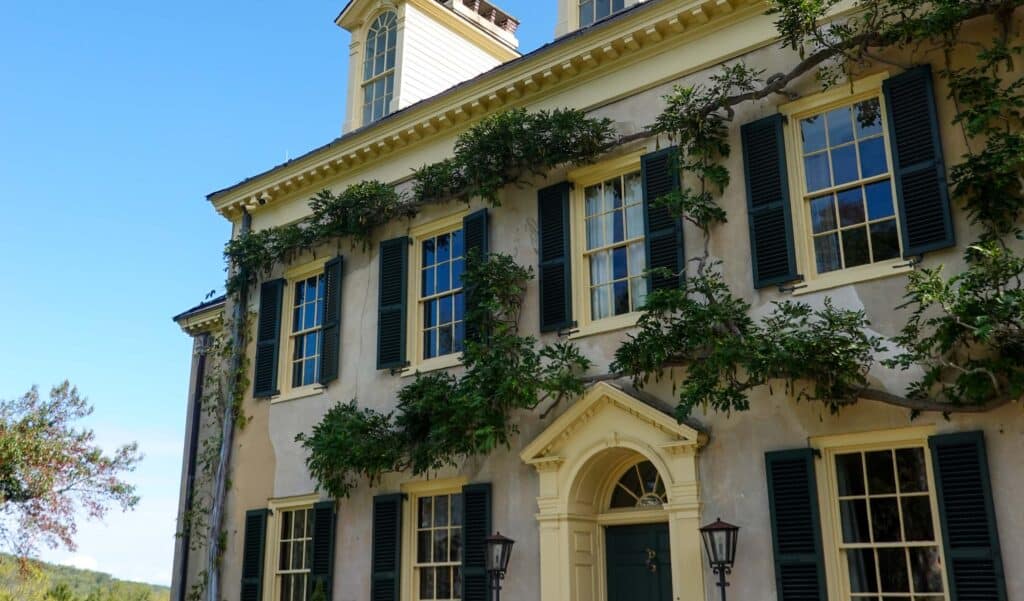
568;312;641;340
401;353;463;377
269;385;325;404
793;260;914;296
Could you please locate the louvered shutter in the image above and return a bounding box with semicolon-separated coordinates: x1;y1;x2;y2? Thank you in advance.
642;148;684;291
929;431;1007;601
884;66;955;257
461;483;492;601
377;238;409;370
537;182;573;332
765;449;827;601
319;257;344;386
240;509;269;601
371;494;403;601
310;501;337;600
462;209;489;345
253;279;285;397
742;114;799;289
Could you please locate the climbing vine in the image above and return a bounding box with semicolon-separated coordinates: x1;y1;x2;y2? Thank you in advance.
296;253;591;498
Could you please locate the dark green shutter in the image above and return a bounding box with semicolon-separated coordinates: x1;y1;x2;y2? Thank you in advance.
253;279;285;397
884;65;955;257
537;182;573;332
240;509;269;601
461;483;492;601
377;237;409;370
371;494;403;601
319;257;344;386
462;209;489;345
929;431;1007;601
642;148;684;291
310;501;337;600
742;114;799;289
765;449;827;601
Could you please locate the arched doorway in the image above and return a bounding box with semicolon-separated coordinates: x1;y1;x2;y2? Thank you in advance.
520;382;708;601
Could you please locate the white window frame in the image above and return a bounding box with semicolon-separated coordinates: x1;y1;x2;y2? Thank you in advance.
811;427;952;601
568;151;648;339
403;210;469;375
274;258;330;403
400;477;469;601
263;494;321;601
780;71;914;295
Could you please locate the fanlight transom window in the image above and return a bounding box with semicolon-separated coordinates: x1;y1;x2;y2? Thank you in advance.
609;461;668;509
362;11;398;125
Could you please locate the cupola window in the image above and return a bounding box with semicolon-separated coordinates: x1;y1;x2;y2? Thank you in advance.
579;0;626;28
362;11;398;125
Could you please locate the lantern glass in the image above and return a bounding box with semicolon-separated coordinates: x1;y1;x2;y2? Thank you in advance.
485;532;514;574
699;519;739;567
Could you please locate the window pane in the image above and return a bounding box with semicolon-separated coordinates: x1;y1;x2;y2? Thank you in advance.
865;180;895;220
437;262;450;293
418;531;432;563
910;547;944;593
612;247;627;280
878;548;910;592
452;259;464;289
837;188;866;226
860;137;888;177
831;144;859;186
293;510;305;538
454;293;465;323
902;496;935;541
437;233;450;263
623;171;643;204
612;209;625;243
451;494;463;526
424;299;437;328
424;330;437;359
804;152;831;191
591;285;611;320
438;325;453;356
870;497;902;542
631;278;648;311
434;529;448;563
437;567;452;599
627;242;646;277
801;116;827;153
608;176;623;209
435;495;449;527
439;296;452;326
423;237;435;266
626;202;644;239
855;99;883;137
585;184;602;217
894;448;927;492
280;539;291;570
579;0;594;26
871;220;900;262
450;528;462;562
835;453;865;496
292;541;303;569
613;281;629;315
454;322;465;353
827;106;855;145
420;567;435;600
423;267;435;296
596;0;611;20
280;574;292;601
846;549;879;593
866;451;897;494
840;499;871;543
842;226;870;268
590;251;611;285
810;194;837;234
814;233;841;273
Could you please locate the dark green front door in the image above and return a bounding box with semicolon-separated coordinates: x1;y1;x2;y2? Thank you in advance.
605;523;672;601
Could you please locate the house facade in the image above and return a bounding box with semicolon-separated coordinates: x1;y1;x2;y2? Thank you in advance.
171;2;1023;601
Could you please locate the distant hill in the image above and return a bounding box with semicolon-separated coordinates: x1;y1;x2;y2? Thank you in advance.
0;554;169;601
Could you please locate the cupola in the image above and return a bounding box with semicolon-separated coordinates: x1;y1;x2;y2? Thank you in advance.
337;0;521;133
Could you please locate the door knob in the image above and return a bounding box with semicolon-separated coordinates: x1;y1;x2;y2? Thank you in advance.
644;547;657;573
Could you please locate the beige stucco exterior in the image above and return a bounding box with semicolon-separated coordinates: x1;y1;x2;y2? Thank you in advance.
173;2;1024;601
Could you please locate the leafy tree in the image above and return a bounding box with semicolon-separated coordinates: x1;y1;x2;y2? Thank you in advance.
0;382;141;558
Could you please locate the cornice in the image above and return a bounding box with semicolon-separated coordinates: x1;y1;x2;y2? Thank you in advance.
175;304;225;336
210;0;767;221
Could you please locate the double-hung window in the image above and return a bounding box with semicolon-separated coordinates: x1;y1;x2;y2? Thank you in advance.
414;221;466;365
414;492;464;601
275;507;314;601
290;274;325;388
363;12;398;125
582;170;647;321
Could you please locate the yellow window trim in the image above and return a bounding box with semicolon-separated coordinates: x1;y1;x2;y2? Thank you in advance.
403;209;470;376
810;425;950;601
779;71;916;294
273;257;332;403
262;494;322;601
399;477;469;601
568;152;647;339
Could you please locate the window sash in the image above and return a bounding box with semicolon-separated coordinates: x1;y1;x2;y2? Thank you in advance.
417;227;465;361
414;493;463;601
581;172;646;320
290;275;324;388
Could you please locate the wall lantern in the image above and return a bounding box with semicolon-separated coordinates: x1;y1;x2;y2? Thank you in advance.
485;532;515;601
699;518;740;601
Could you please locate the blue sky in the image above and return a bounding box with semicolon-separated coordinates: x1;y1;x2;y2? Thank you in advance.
0;0;554;587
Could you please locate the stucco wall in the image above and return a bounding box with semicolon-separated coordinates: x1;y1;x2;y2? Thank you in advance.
209;7;1024;601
